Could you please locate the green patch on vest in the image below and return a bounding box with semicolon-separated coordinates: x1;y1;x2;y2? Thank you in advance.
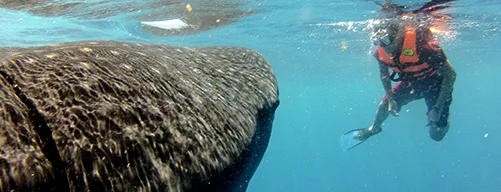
403;49;414;56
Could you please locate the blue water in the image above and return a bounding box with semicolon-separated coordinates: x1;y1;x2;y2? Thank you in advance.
2;0;501;191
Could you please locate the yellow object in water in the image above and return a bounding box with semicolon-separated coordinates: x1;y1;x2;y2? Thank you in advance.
340;41;348;51
186;4;193;12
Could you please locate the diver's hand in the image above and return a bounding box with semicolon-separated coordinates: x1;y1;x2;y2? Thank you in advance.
388;98;399;116
427;107;439;126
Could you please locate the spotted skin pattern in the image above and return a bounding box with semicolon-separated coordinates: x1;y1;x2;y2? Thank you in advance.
0;41;279;192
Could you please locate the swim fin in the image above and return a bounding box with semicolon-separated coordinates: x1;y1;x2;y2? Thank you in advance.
340;128;369;151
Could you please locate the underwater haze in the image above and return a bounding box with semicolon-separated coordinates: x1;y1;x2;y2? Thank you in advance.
1;0;501;191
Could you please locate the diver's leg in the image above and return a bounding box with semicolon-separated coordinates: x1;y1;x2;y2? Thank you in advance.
426;88;453;141
368;98;391;133
355;98;389;140
429;123;449;141
358;82;412;139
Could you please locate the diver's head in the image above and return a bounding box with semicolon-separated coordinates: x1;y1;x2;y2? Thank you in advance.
372;16;434;53
372;19;402;53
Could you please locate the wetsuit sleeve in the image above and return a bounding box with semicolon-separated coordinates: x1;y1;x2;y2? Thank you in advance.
430;49;447;66
372;48;379;61
427;37;456;117
434;59;456;114
424;39;447;65
373;48;395;99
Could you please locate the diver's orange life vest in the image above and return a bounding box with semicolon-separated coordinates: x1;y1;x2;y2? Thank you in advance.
377;27;436;80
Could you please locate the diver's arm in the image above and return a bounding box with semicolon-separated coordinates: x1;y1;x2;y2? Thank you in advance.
435;60;456;113
379;62;394;99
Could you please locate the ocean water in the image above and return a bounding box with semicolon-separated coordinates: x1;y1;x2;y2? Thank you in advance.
1;0;501;191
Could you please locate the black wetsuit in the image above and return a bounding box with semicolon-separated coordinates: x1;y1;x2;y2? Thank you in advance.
375;41;452;131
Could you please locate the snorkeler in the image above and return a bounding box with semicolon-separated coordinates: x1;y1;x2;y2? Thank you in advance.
341;0;457;151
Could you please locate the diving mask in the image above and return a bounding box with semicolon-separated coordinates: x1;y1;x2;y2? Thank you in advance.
372;27;394;47
379;33;393;47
